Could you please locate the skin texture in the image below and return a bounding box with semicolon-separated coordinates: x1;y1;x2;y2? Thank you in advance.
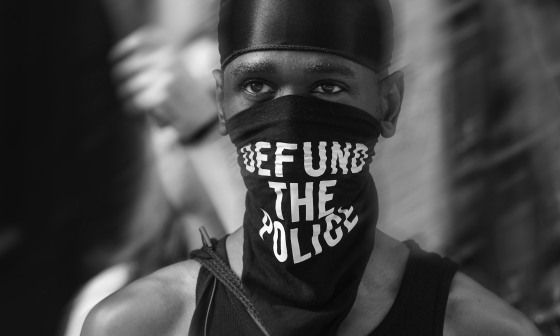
81;51;541;336
213;51;404;138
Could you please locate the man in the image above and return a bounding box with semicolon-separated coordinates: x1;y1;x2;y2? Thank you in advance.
81;0;542;335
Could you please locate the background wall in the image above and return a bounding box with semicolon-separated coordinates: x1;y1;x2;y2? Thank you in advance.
375;1;560;333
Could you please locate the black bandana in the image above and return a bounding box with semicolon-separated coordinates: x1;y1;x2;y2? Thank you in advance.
218;0;394;71
227;95;381;335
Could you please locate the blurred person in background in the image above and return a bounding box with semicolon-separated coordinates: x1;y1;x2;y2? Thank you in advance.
4;0;238;335
62;0;248;334
4;0;152;334
81;0;541;335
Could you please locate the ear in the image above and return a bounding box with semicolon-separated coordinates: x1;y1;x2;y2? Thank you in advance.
212;69;228;135
378;71;404;138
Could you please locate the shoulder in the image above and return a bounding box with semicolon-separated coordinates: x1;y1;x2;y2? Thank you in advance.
80;260;201;336
64;263;133;336
444;272;541;336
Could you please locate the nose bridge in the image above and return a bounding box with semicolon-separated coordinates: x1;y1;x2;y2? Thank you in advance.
273;52;313;97
276;69;310;97
278;84;308;98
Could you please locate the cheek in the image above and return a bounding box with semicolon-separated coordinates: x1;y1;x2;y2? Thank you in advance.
337;94;380;119
334;77;380;117
373;103;384;121
354;86;382;119
222;86;251;119
353;75;382;118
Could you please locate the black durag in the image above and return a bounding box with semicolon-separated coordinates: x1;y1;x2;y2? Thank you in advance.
220;1;394;335
218;0;394;71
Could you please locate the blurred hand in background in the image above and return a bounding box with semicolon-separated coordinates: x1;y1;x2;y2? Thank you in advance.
110;26;218;141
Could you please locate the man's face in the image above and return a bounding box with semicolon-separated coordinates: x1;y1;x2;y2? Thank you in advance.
214;50;404;138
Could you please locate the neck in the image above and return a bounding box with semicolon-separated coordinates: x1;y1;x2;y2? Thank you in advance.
338;231;410;334
226;227;244;278
226;228;407;290
225;227;410;335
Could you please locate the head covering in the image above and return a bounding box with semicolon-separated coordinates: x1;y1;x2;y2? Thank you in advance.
218;0;394;71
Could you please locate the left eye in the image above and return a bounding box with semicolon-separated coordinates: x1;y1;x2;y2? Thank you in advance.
313;83;343;94
243;81;275;95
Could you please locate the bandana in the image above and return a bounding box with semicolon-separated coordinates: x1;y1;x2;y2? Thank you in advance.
226;95;381;335
218;0;394;71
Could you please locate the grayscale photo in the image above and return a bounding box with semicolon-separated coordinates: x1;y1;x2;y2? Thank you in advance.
5;0;560;335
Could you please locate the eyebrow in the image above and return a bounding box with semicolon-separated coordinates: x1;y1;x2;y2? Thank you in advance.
231;59;357;78
231;60;276;78
305;61;356;77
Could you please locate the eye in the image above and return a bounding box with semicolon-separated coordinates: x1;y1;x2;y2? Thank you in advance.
312;82;344;94
243;80;275;95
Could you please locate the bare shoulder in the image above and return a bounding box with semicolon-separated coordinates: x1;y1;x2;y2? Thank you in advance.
80;259;201;336
444;272;541;336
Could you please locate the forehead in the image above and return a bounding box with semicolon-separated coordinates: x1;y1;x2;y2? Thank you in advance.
223;51;376;80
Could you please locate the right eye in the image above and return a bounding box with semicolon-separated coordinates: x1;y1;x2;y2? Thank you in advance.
243;80;275;95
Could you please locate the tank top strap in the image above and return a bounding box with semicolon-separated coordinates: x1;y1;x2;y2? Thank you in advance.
370;240;458;336
188;236;266;336
188;237;227;336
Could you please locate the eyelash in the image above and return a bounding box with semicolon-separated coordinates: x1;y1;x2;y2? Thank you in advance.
239;80;275;95
238;80;347;96
313;81;346;93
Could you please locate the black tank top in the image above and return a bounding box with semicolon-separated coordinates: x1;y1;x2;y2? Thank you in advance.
189;237;458;336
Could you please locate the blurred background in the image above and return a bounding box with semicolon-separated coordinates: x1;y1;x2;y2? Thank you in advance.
4;0;560;335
